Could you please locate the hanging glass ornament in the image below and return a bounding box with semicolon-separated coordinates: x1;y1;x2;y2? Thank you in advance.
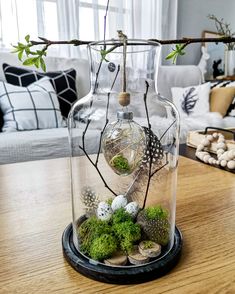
102;110;146;176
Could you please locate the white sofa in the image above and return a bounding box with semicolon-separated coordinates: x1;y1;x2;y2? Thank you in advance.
0;51;234;164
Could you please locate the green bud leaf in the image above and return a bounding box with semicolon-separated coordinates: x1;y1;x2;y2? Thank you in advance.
25;35;30;43
18;50;23;61
23;57;37;66
40;57;46;72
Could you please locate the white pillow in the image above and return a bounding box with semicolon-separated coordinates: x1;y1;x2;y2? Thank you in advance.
171;83;210;117
0;77;64;132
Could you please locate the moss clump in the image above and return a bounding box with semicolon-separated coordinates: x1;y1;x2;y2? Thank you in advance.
145;205;169;220
106;198;113;206
112;207;132;224
78;208;142;261
78;216;112;255
113;220;141;253
90;234;118;260
111;154;130;173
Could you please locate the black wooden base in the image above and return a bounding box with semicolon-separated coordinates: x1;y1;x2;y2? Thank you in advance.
62;223;183;284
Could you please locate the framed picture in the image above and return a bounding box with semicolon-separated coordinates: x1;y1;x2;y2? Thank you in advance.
202;31;225;79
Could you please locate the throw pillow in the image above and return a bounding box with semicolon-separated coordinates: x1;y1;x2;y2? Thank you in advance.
0;77;64;132
0;107;3;132
171;83;210;117
210;80;235;116
3;63;77;118
210;87;235;117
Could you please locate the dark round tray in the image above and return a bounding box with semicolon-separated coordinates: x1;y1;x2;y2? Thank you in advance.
62;223;183;284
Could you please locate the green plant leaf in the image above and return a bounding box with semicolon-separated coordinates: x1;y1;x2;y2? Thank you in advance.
25;35;30;43
165;51;176;60
18;50;23;61
40;57;46;72
23;58;37;66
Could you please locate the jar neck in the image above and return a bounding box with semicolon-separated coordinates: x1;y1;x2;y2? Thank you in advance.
88;39;161;95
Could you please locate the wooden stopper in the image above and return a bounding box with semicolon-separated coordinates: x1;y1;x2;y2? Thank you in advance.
118;92;130;107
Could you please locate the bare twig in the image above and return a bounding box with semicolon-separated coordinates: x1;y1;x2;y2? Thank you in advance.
30;36;235;48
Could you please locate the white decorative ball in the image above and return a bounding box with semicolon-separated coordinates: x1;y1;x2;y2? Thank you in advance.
212;159;217;165
203;154;210;163
217;149;224;154
202;139;210;147
227;160;235;169
227;150;235;160
207;135;213;141
125;202;139;218
111;195;128;211
216;142;226;150
213;133;218;139
97;201;113;221
208;158;214;164
220;160;227;167
197;144;204;151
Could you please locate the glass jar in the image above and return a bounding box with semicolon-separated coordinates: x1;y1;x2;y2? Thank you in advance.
68;39;179;268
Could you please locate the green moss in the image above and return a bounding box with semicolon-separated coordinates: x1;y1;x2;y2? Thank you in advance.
145;205;169;220
114;220;141;253
142;240;154;249
111;154;130;173
78;216;112;255
78;208;142;260
112;207;132;224
90;234;118;260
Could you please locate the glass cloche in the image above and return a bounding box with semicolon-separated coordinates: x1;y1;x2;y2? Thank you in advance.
65;39;180;282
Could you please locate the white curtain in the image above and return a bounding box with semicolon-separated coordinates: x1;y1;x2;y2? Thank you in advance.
0;0;178;59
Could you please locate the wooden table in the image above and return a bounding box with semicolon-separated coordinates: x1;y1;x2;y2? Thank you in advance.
0;157;235;293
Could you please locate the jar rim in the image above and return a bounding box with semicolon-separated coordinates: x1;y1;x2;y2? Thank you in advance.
88;39;161;53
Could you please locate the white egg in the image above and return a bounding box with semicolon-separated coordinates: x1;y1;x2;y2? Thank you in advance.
111;195;128;211
125;202;139;218
97;201;112;221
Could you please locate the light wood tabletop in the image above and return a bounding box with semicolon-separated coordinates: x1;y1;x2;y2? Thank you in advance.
0;156;235;294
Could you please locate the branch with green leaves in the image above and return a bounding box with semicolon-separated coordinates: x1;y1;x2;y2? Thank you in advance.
12;35;235;71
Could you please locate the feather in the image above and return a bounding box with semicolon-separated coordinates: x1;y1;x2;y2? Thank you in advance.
181;87;198;115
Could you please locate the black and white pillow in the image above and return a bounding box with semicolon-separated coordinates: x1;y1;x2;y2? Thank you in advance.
3;63;77;118
210;80;235;116
171;83;211;117
0;107;3;132
0;77;64;132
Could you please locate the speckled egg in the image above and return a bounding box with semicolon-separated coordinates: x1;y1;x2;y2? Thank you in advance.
125;202;139;218
97;201;113;221
111;195;128;211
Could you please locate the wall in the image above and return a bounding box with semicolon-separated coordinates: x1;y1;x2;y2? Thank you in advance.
177;0;235;65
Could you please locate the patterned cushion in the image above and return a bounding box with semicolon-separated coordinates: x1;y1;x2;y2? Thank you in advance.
210;80;235;116
0;107;3;132
0;77;64;132
3;63;77;118
171;83;211;117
